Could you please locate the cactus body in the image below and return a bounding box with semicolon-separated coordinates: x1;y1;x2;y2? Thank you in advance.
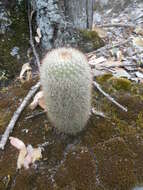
40;47;92;135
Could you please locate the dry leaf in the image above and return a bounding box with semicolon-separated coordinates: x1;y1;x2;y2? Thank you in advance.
31;148;42;163
10;137;42;170
26;70;32;81
132;37;143;48
37;28;42;38
92;26;107;38
29;91;46;110
19;63;32;83
17;147;27;169
23;145;33;169
103;60;122;67
89;56;107;66
88;54;96;61
35;36;40;43
23;146;42;169
23;154;32;169
30;10;35;19
9;137;26;150
116;50;124;61
134;26;143;36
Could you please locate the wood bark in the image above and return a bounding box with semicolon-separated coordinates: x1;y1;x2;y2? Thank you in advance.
32;0;94;50
65;0;94;29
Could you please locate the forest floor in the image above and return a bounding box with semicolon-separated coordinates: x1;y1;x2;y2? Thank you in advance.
90;1;143;82
0;1;143;190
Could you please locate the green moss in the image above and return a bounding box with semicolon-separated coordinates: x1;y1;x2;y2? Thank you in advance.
55;147;96;190
82;116;118;146
96;73;113;84
108;77;132;91
136;112;143;130
80;29;104;49
80;30;98;40
1;73;143;189
112;114;137;136
95;137;136;190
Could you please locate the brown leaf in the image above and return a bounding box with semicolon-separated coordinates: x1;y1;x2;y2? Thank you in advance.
132;37;143;48
9;137;26;150
134;26;143;36
17;147;27;169
35;36;40;43
19;63;32;83
36;28;42;38
29;91;46;110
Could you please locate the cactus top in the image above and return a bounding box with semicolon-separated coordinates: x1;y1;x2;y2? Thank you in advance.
40;47;92;135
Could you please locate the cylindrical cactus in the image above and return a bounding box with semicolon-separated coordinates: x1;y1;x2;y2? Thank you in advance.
40;47;92;135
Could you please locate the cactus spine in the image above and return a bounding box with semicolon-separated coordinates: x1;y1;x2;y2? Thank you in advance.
40;47;92;135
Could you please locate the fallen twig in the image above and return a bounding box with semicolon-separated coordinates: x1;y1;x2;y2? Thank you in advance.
0;82;40;150
99;23;135;28
28;1;40;69
25;111;46;120
91;108;107;118
93;81;127;112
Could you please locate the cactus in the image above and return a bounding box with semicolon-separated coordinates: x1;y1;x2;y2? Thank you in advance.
40;47;92;135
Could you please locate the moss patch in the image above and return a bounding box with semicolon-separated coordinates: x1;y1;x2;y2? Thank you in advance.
95;137;136;190
79;29;104;52
108;77;132;91
96;73;113;84
55;147;96;190
1;76;143;189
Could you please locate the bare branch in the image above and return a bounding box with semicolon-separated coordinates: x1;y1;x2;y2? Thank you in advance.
99;23;135;28
0;82;40;150
27;2;40;69
93;81;127;112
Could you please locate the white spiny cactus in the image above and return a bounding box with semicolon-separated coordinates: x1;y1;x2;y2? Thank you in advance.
40;47;92;134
